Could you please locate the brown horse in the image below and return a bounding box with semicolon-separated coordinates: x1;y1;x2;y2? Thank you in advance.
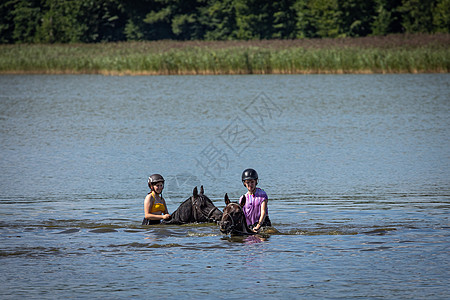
219;193;255;235
162;186;223;225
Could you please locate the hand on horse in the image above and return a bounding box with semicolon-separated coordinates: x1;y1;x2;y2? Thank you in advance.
162;214;171;220
252;225;261;233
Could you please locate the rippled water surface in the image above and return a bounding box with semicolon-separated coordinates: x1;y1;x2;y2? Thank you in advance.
1;74;449;299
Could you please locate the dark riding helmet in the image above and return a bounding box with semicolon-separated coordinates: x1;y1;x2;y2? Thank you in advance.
242;168;258;183
148;174;165;189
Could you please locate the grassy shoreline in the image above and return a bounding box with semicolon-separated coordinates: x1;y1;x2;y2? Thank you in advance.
0;34;449;75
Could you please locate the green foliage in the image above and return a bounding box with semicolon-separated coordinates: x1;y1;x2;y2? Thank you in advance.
124;0;167;40
202;0;237;40
338;0;376;37
11;0;42;43
144;0;208;40
0;1;16;43
234;0;287;39
399;0;435;33
371;0;403;35
372;0;393;35
272;0;298;39
35;0;85;43
294;0;342;38
0;0;448;43
124;20;145;41
75;0;126;42
433;0;450;33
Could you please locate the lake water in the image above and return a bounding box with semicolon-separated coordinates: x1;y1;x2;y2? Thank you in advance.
0;74;449;299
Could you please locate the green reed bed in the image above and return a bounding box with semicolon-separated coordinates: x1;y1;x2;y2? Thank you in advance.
0;35;448;74
269;47;449;73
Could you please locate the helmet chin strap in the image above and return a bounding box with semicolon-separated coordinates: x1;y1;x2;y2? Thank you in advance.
151;187;162;196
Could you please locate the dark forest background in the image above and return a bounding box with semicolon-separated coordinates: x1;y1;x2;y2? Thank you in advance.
1;0;449;44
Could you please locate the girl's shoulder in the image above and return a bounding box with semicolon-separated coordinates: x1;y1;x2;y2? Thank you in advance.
145;192;157;201
256;188;268;198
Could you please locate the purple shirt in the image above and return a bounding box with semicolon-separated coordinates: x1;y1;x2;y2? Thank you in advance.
239;188;268;226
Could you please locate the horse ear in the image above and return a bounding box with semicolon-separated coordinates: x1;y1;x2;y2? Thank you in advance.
240;195;246;207
224;193;230;205
200;185;204;195
193;186;198;197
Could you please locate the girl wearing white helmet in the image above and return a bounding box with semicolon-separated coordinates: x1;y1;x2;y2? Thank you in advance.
142;174;171;225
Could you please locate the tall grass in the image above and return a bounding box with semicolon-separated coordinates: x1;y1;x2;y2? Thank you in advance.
0;34;448;74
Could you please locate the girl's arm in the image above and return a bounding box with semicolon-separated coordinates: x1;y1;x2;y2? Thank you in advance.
253;199;268;231
163;198;169;215
162;198;170;219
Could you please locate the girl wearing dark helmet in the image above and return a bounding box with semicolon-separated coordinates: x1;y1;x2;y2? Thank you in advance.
142;174;171;225
239;168;272;233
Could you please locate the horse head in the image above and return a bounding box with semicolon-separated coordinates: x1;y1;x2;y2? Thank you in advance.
191;186;223;223
219;193;254;235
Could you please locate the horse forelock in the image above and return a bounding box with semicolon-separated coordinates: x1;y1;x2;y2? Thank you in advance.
220;202;253;235
192;194;206;209
225;203;242;213
221;203;242;223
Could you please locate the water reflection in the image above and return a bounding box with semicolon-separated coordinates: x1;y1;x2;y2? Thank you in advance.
221;234;269;244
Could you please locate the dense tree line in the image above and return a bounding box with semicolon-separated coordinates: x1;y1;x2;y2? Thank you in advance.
1;0;449;43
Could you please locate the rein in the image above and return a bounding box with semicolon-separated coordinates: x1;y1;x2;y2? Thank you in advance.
207;206;219;219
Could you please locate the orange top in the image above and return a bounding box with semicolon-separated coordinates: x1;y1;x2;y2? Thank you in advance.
149;192;166;214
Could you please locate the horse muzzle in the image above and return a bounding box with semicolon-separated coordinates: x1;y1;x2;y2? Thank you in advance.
219;220;232;234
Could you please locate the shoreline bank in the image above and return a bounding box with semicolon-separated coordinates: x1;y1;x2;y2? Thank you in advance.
1;34;448;75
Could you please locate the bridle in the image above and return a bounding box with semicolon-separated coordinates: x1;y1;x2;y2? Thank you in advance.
220;203;252;235
192;196;220;222
207;206;220;220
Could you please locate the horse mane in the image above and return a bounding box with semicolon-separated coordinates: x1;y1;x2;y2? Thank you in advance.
162;197;193;225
